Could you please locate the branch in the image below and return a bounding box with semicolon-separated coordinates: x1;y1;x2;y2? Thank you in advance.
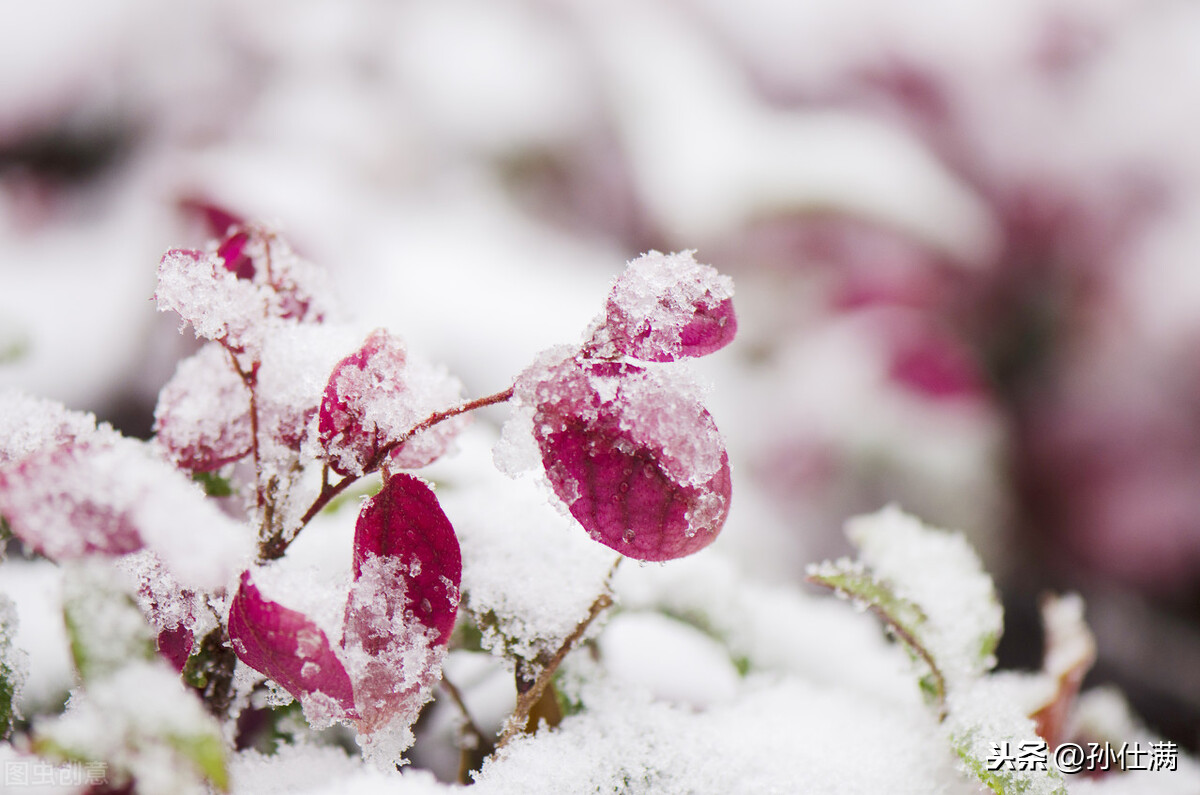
497;557;621;749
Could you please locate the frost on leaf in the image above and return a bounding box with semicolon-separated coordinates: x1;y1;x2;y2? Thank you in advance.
349;473;461;644
342;474;460;759
318;330;468;476
0;425;250;589
32;661;230;795
808;506;1002;700
0;593;25;740
585;250;736;362
62;561;157;683
0;390;98;467
227;571;357;724
809;508;1068;795
947;677;1068;795
153;342;253;472
154;227;335;367
517;352;731;561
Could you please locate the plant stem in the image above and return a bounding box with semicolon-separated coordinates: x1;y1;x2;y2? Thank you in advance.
497;557;621;749
440;674;494;784
260;385;517;561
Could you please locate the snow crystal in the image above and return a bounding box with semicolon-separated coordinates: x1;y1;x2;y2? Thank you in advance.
155;247;271;360
341;553;444;762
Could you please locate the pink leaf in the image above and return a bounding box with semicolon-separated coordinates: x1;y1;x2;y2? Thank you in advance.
525;355;732;561
319;330;468;476
349;473;461;645
586;250;737;362
153;342;253;472
157;624;194;673
341;474;460;734
217;230;255;281
0;442;144;560
318;330;408;476
228;571;357;719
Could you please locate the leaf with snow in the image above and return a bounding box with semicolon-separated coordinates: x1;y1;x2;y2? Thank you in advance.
33;661;230;794
350;473;461;644
343;474;461;760
318;330;468;476
584;250;736;362
155;228;336;367
153;342;253;472
809;507;1002;692
806;558;943;707
227;570;358;724
0;593;24;740
0;390;99;467
1031;593;1095;750
0;428;251;589
947;677;1068;795
62;561;157;683
516;352;731;561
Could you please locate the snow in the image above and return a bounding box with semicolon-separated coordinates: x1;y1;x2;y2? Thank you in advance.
441;429;619;666
842;505;1004;687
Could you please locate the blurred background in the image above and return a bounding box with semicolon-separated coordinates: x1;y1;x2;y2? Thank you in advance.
3;0;1199;751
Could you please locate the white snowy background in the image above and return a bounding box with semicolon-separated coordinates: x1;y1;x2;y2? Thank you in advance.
3;0;1200;792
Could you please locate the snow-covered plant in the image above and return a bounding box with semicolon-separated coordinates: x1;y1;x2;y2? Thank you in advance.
0;218;737;788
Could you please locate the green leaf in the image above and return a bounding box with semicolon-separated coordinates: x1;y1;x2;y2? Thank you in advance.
62;562;156;683
807;559;944;709
167;730;230;792
0;594;24;740
192;470;234;498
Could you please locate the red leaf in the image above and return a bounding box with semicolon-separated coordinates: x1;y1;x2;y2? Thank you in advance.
587;251;737;362
0;442;144;560
349;473;461;645
318;330;408;476
153;342;253;472
228;571;357;719
528;356;732;561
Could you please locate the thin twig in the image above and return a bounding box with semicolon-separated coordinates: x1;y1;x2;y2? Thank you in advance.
440;674;494;784
497;557;621;749
294;385;516;531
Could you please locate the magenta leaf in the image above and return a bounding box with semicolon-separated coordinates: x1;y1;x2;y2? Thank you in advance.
153;342;253;472
228;571;357;720
524;355;732;561
341;474;460;736
319;329;408;476
0;442;144;560
157;624;194;673
886;322;984;400
216;230;255;281
586;250;737;362
318;330;468;476
349;473;461;644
